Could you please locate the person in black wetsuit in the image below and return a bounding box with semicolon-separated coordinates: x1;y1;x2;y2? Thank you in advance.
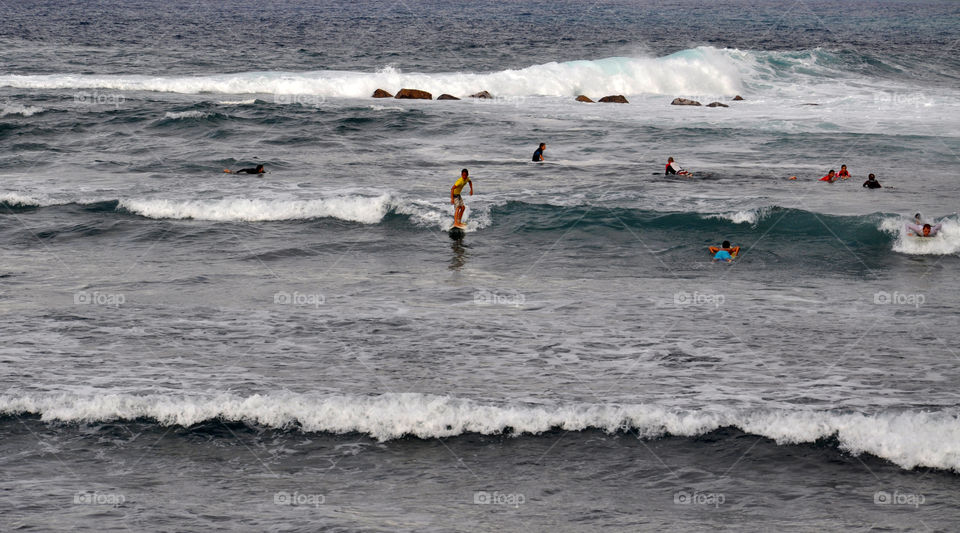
224;164;265;174
862;173;881;189
532;143;545;162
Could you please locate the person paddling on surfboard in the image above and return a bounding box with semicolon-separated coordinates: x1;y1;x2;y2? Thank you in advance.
710;240;738;262
818;169;837;182
665;157;689;176
451;168;473;228
224;164;265;175
905;221;943;237
532;143;545;162
837;164;851;180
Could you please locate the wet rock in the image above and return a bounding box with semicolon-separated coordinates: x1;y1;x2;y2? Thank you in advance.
469;90;493;99
733;95;744;101
395;88;432;100
437;94;460;100
706;102;729;108
575;95;594;103
598;95;629;103
671;98;702;106
372;88;393;98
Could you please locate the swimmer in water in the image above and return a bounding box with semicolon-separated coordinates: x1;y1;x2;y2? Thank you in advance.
224;164;265;174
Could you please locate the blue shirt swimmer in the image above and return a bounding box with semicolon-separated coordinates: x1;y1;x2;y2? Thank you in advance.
713;249;733;262
712;240;736;262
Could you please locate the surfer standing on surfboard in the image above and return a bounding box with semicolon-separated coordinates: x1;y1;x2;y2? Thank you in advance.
451;168;473;228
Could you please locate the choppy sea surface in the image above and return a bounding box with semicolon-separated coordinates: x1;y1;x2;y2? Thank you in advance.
2;0;959;531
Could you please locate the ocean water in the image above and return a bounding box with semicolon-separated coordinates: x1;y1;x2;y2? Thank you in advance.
2;0;960;531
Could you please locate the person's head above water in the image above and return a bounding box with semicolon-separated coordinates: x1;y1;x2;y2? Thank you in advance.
828;169;835;175
841;165;847;170
722;240;730;248
461;168;469;178
668;157;675;163
914;213;922;223
868;173;876;180
922;224;932;236
539;143;545;149
256;165;265;173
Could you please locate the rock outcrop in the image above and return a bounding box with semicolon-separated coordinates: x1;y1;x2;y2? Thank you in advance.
671;98;702;106
469;90;493;99
575;95;594;103
706;102;729;108
598;95;629;103
733;95;744;101
437;94;460;100
395;88;432;100
372;89;393;98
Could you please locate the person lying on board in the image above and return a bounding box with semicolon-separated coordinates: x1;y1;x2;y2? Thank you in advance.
224;164;265;174
819;169;838;182
905;222;943;237
710;241;739;262
862;173;881;188
665;157;689;176
837;164;851;179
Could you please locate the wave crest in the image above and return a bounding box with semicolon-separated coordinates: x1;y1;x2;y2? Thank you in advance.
3;392;959;472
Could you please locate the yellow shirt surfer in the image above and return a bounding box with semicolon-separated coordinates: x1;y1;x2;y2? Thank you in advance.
450;168;473;228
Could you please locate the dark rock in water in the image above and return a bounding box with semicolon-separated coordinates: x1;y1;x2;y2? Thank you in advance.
448;226;465;240
469;90;493;99
598;95;629;103
575;95;594;103
395;88;432;100
733;95;744;101
372;88;393;98
671;98;702;106
802;103;820;106
437;94;460;100
706;102;729;108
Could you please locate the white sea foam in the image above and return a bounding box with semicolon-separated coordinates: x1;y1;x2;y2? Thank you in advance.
3;392;958;472
117;195;493;229
120;195;393;223
706;207;769;225
216;99;257;105
0;192;43;206
879;216;960;255
0;47;747;98
0;103;45;117
163;110;209;119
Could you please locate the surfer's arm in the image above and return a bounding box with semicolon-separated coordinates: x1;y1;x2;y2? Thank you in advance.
905;223;923;234
468;181;474;195
450;186;456;203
